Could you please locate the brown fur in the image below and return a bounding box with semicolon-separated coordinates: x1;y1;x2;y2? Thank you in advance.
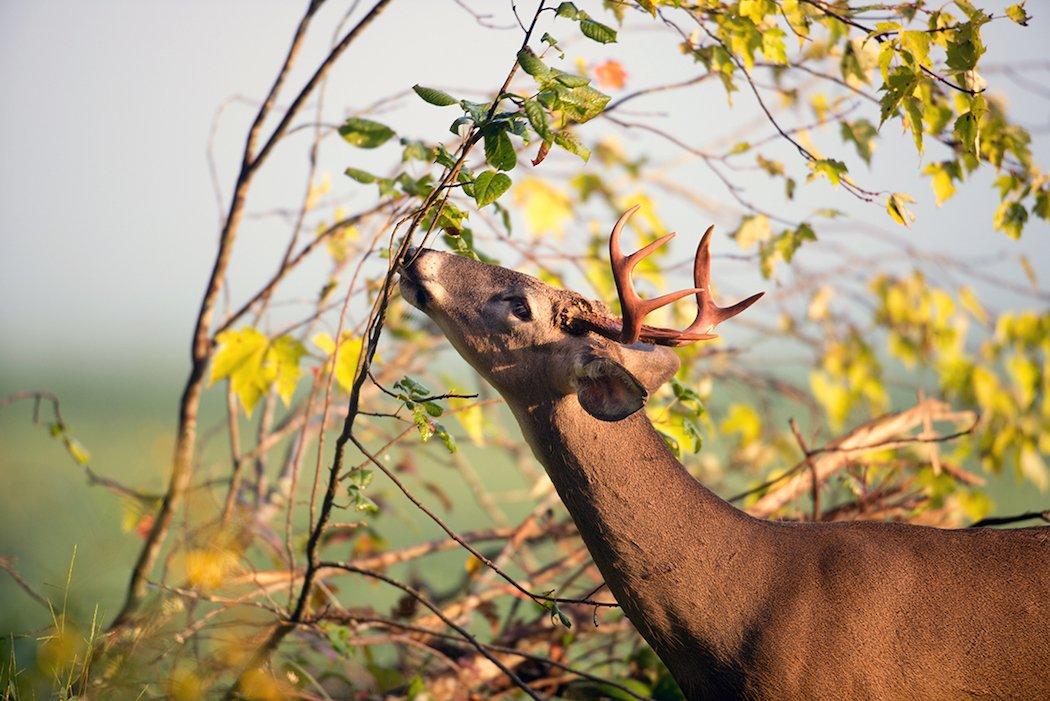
400;248;1050;700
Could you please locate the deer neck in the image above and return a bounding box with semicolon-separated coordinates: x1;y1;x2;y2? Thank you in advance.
510;395;770;664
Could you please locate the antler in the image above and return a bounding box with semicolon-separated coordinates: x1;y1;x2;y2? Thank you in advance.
579;206;764;347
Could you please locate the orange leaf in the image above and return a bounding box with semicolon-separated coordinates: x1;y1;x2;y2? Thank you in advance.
593;59;627;90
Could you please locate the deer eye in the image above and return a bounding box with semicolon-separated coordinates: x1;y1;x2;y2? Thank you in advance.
507;296;532;321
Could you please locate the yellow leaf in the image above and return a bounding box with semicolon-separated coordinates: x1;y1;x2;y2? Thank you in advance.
36;623;84;675
313;332;371;393
304;172;331;210
1020;444;1049;491
720;404;762;446
211;328;270;414
168;665;207;701
961;285;982;323
761;27;788;65
807;285;834;321
733;214;772;250
185;547;238;591
211;328;306;415
238;667;287;701
450;396;486;446
270;335;306;404
886;192;916;227
513;178;573;238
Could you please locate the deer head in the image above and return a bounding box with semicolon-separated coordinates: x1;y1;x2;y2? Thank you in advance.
399;206;763;421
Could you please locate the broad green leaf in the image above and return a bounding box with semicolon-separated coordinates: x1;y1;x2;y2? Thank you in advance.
579;18;617;44
516;48;548;77
552;69;590;88
338;117;395;149
555;84;610;123
555;1;579;19
523;97;552;141
344;167;377;184
412;84;457;107
483;128;516;171
472;170;512;208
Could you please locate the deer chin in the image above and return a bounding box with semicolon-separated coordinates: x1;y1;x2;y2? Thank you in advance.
398;260;448;313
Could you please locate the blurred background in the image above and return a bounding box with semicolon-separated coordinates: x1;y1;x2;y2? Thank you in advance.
1;0;1047;684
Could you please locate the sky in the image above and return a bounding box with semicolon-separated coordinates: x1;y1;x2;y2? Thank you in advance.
1;0;1047;372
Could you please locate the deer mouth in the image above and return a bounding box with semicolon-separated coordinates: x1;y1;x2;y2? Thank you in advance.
398;251;435;311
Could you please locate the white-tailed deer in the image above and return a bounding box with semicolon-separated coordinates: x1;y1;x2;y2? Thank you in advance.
399;207;1049;700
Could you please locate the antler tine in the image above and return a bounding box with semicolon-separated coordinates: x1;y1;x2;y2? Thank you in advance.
609;205;704;343
683;226;765;335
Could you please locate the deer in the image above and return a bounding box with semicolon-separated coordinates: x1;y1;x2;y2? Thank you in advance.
398;206;1050;700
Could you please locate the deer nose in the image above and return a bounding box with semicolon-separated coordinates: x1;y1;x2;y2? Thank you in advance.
402;247;443;283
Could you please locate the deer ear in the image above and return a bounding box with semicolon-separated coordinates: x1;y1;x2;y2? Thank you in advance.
575;357;647;421
574;345;680;422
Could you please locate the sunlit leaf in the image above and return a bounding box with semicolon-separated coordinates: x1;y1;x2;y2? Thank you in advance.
338;117;395;149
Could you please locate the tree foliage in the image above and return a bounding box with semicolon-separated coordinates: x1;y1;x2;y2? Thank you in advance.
3;1;1048;699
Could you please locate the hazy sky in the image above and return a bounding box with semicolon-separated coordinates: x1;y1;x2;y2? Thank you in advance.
1;0;1047;370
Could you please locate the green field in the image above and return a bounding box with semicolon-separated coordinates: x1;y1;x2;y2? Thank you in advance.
1;360;1044;644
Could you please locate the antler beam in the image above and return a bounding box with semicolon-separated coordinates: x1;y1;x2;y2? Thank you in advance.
584;206;763;347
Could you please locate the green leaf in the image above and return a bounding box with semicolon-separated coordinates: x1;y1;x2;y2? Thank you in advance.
483;128;516;171
839;119;877;164
523;97;552;141
553;130;590;161
555;84;610;123
516;48;549;77
449;115;473;136
412;84;457;106
953;112;980;158
1033;188;1050;220
1006;3;1030;26
552;69;590;88
993;200;1027;239
435;423;457;453
555;1;579;19
461;100;491;123
579;18;617;44
472;170;512;208
344;167;377;184
903;97;924;154
338;117;395;149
